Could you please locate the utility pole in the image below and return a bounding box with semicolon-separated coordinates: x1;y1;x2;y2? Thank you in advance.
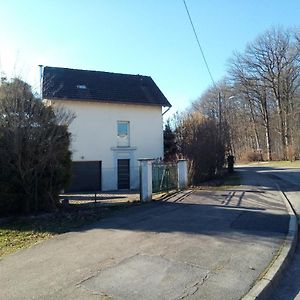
218;92;222;135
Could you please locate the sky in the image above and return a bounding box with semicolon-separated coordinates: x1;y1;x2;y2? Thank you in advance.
0;0;300;119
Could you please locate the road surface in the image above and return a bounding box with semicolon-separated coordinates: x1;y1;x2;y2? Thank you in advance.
247;165;300;300
0;166;293;299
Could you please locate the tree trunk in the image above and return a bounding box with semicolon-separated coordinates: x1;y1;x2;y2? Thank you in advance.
261;92;272;161
276;95;288;160
248;99;261;151
265;121;272;161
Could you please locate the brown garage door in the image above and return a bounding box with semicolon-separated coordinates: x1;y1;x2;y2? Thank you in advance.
66;161;102;192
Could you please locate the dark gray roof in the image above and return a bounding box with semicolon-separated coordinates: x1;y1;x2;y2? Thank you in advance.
42;66;171;107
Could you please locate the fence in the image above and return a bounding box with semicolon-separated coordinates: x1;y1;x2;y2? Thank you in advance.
139;159;188;202
152;162;178;193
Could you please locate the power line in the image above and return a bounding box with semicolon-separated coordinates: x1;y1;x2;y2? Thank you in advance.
182;0;216;87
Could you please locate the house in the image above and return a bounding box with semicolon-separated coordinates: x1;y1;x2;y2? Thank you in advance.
42;66;171;192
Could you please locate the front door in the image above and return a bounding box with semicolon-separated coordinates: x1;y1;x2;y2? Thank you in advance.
118;159;130;189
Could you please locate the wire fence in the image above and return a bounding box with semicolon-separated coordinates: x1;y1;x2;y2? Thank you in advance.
61;166;140;205
152;162;178;193
61;162;180;205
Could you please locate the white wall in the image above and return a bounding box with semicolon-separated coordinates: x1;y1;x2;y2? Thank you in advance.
47;100;164;191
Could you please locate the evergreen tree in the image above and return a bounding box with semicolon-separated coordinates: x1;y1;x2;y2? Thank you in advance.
163;120;177;161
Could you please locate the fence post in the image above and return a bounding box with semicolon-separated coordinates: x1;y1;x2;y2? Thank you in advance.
177;159;188;190
139;159;153;202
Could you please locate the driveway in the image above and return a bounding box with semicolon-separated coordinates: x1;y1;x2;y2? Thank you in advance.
0;168;289;299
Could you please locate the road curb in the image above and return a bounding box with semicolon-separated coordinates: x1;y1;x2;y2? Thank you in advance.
242;185;298;300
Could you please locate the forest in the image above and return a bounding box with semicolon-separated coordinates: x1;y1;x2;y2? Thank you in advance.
194;27;300;162
165;27;300;182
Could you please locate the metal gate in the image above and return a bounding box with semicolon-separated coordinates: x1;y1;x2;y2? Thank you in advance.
152;162;178;193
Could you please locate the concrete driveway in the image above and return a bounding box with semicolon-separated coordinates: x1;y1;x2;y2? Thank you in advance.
0;169;289;300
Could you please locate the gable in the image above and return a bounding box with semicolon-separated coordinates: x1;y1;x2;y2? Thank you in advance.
42;66;171;107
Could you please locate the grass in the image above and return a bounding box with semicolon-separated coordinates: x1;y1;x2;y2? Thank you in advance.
193;170;242;191
258;160;300;168
0;203;136;258
0;226;52;258
219;171;241;188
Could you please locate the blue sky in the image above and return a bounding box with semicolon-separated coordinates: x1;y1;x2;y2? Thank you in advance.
0;0;300;118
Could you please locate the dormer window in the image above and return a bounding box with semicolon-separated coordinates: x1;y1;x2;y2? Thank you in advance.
76;84;87;89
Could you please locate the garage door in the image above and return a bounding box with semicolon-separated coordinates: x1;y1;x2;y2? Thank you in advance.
66;161;102;192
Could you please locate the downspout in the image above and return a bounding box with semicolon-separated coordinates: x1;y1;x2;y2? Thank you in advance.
162;106;171;116
162;105;172;162
38;65;44;100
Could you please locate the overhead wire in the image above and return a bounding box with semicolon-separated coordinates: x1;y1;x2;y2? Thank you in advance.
182;0;216;87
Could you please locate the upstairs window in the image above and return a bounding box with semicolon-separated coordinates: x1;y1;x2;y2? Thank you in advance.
117;121;130;147
76;84;87;89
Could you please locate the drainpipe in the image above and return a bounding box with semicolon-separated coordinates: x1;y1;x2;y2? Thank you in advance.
38;65;44;100
162;106;171;116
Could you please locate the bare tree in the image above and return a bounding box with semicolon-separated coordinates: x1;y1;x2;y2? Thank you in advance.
182;27;300;162
229;54;274;160
174;110;225;183
238;28;300;159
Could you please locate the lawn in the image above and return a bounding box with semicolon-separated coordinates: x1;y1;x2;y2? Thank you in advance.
259;160;300;168
193;170;241;191
0;203;136;258
0;225;52;258
267;160;300;168
219;171;241;188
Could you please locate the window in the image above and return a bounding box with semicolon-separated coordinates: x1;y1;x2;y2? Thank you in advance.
76;84;87;89
117;121;129;147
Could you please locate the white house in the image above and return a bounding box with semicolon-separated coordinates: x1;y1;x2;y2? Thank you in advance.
42;66;171;192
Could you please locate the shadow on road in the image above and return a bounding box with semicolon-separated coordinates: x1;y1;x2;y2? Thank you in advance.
271;231;300;300
0;198;289;242
81;199;290;244
1;166;294;250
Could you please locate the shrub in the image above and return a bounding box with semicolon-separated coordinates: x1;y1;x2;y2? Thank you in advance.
0;78;73;215
246;150;263;162
175;112;225;184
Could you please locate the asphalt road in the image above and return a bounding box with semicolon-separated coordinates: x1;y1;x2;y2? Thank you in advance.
254;166;300;215
247;165;300;300
0;167;291;300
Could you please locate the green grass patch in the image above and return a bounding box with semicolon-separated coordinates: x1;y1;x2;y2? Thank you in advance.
0;203;135;258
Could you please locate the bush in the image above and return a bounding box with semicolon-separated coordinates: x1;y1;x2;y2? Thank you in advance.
175;112;225;184
163;120;178;162
246;150;263;162
0;78;73;215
